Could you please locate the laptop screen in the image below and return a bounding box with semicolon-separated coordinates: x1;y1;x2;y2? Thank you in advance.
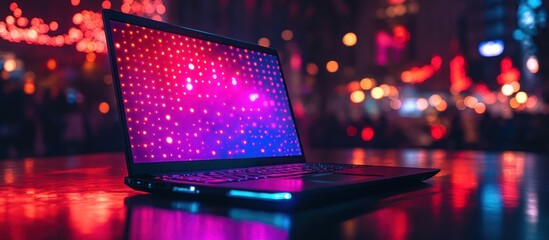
109;20;302;163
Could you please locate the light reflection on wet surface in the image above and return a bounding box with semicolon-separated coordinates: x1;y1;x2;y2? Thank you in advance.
1;150;548;239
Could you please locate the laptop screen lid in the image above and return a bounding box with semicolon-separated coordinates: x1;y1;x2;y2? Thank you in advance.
103;10;305;176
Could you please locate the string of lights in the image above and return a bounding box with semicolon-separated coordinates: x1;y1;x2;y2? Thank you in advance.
0;0;165;53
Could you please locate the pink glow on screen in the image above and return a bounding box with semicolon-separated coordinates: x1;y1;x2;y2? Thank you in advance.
110;21;302;163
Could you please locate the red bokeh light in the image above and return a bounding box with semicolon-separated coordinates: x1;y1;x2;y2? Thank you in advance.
449;55;472;93
497;57;520;85
9;2;18;11
430;55;442;71
388;0;406;5
430;124;447;140
102;1;112;9
392;25;410;47
361;127;375;141
346;126;358;137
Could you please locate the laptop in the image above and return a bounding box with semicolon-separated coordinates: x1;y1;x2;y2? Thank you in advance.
102;9;439;209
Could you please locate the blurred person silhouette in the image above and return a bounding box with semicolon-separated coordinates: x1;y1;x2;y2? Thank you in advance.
0;81;26;158
40;86;68;156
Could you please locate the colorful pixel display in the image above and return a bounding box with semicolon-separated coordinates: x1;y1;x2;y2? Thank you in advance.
110;21;302;163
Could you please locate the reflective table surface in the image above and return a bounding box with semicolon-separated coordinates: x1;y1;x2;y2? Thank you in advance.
1;149;548;239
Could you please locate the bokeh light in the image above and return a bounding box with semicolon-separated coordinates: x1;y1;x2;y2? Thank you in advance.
526;56;539;74
509;98;520;109
281;29;293;41
390;99;402;110
46;59;57;70
464;96;478;108
326;60;339;73
3;59;16;72
361;127;374;141
347;81;361;92
526;96;538;109
379;84;391;97
257;37;270;47
370;87;384;99
350;90;366;103
429;94;442;107
102;0;112;9
515;91;528;104
474;103;486;114
49;21;59;31
416;98;429;111
501;84;514;96
346;126;358;136
71;0;81;7
1;1;166;53
99;102;110;114
510;81;521;93
23;80;35;95
342;32;357;46
435;100;448;112
360;78;376;90
86;52;97;62
388;86;399;97
306;63;318;76
430;124;447;140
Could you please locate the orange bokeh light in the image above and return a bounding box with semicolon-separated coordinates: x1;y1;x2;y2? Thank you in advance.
306;63;318;76
435;100;448;112
360;78;376;90
86;52;97;62
326;60;339;73
46;59;57;70
281;29;293;41
23;81;35;95
342;32;357;47
400;56;442;84
99;102;110;114
350;90;366;103
257;37;270;47
347;81;361;92
474;103;486;114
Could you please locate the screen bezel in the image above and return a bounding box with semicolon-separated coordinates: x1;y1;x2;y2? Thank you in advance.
102;9;306;176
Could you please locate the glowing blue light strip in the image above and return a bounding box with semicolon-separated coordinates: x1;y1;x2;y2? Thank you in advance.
228;190;292;201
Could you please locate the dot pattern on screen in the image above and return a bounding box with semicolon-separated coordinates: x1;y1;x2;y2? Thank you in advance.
110;21;302;163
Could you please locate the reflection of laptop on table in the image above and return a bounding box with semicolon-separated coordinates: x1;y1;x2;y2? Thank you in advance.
102;9;439;209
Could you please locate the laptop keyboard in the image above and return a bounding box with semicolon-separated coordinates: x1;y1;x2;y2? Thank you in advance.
162;163;362;184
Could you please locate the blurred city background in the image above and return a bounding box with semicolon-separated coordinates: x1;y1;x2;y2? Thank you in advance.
1;0;548;159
